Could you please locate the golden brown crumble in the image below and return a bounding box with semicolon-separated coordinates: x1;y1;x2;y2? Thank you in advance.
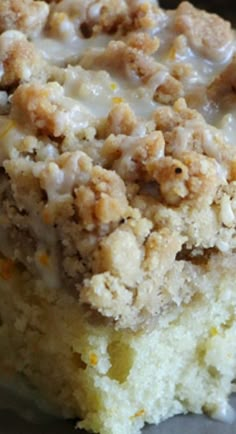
154;74;184;105
11;82;96;137
174;1;233;61
125;32;160;55
0;1;236;329
80;40;160;84
0;0;49;37
0;31;47;89
208;55;236;106
103;103;137;137
48;0;166;38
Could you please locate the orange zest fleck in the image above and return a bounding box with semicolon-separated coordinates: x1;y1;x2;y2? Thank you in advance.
0;259;14;280
112;97;124;104
38;253;49;267
210;327;218;337
89;353;98;366
42;208;52;225
130;409;145;419
110;82;118;91
166;46;176;61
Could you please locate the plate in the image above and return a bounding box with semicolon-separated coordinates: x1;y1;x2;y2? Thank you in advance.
0;392;235;434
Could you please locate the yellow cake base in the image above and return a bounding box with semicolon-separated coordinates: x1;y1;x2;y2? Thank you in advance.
0;254;236;434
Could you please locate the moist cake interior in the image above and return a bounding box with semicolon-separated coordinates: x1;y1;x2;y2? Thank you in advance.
0;1;236;433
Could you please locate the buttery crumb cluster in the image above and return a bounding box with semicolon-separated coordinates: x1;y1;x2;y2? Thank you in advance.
0;0;236;329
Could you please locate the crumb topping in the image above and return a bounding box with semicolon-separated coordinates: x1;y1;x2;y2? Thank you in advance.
0;31;48;89
0;1;236;329
0;0;49;37
174;1;233;61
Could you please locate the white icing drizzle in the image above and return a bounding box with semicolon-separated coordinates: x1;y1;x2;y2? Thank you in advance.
212;401;236;424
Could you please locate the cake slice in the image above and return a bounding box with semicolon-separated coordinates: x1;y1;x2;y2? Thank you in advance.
0;1;236;433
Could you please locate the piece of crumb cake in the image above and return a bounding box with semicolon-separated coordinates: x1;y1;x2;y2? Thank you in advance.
0;1;236;433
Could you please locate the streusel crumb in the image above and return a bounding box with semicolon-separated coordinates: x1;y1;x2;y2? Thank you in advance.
175;1;233;61
1;1;236;328
0;31;47;88
0;0;49;37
